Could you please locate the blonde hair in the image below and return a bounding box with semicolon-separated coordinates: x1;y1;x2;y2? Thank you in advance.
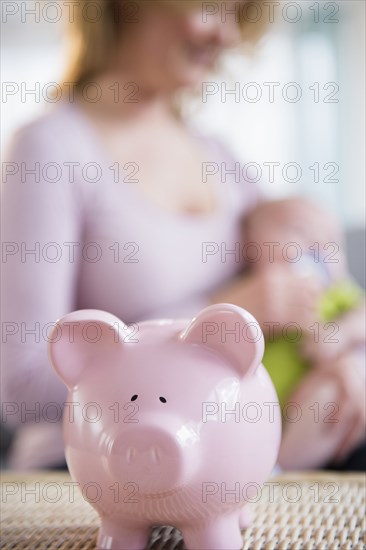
63;0;272;91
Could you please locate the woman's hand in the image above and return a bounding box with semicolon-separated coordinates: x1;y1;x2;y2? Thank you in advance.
301;301;366;364
318;350;366;462
209;264;323;335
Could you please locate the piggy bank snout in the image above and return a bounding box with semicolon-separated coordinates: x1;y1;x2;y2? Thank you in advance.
114;426;181;464
108;425;187;493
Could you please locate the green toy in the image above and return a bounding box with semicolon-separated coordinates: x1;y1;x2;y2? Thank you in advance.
263;274;363;410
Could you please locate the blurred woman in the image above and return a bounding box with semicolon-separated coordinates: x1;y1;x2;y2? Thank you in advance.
4;1;361;471
2;0;269;468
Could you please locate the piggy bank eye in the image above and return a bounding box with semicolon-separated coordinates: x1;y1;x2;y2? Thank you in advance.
159;397;167;403
131;394;138;401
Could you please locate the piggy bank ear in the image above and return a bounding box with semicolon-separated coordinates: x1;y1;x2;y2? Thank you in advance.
180;303;264;377
48;310;128;389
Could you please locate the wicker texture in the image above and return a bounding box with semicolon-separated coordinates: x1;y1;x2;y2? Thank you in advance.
1;471;365;549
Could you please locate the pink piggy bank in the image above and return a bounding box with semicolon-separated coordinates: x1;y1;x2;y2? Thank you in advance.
48;303;281;550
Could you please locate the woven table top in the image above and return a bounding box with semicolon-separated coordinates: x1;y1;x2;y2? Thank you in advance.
1;471;365;549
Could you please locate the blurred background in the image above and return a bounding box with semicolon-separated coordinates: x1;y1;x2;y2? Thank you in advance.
1;0;365;461
2;1;365;274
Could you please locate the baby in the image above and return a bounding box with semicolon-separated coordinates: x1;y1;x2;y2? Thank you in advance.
243;197;365;469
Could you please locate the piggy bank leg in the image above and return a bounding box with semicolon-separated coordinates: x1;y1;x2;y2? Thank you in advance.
97;520;150;550
183;513;243;550
239;506;252;529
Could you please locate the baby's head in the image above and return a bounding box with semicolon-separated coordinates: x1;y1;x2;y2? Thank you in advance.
244;197;347;283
